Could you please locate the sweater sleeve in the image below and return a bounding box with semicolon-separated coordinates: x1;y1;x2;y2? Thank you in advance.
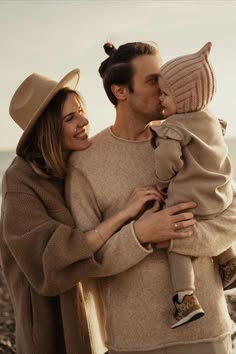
66;162;153;278
170;195;236;257
1;184;101;296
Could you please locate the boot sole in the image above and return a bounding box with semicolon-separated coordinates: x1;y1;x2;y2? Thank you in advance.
171;310;205;329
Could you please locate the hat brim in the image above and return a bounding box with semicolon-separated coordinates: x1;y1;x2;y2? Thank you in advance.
16;68;80;155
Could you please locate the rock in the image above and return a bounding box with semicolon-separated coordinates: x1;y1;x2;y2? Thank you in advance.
0;268;16;353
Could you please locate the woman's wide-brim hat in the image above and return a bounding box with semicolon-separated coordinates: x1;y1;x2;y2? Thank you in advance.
9;68;80;154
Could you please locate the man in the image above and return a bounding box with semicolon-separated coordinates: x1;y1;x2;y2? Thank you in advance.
66;42;236;354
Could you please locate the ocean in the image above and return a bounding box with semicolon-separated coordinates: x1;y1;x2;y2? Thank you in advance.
0;150;16;195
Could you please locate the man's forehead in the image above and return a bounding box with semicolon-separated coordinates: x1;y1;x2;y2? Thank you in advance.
132;54;162;76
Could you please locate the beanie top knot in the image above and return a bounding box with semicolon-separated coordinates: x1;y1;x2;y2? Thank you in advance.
159;42;216;113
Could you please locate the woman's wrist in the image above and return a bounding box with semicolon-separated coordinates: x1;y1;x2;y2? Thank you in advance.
116;208;135;225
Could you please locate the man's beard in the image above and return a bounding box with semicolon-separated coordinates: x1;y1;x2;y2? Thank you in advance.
147;104;163;122
130;100;163;123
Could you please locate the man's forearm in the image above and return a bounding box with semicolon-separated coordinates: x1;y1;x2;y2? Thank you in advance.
170;196;236;257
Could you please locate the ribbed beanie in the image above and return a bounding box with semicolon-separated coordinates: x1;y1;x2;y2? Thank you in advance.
159;42;216;113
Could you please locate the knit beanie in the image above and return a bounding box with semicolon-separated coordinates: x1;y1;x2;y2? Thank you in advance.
159;42;216;113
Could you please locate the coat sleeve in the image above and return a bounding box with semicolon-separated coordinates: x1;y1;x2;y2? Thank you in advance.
66;162;153;278
170;194;236;257
151;125;186;189
1;181;101;296
154;138;184;189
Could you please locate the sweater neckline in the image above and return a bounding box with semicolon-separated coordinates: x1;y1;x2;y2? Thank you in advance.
108;126;151;144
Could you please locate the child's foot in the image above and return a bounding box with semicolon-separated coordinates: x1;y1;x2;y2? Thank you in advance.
171;293;205;329
220;258;236;290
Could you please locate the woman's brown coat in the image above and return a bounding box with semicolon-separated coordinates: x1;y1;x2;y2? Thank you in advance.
0;156;101;354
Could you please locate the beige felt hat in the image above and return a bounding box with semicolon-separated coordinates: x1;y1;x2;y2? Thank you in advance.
9;68;80;154
159;42;216;113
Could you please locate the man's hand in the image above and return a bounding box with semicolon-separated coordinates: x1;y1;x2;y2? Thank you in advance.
134;201;197;244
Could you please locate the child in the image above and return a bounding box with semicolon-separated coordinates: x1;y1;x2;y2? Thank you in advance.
151;42;236;329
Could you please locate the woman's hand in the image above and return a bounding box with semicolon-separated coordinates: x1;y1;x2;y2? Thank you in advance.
134;201;197;244
121;186;164;219
155;241;170;249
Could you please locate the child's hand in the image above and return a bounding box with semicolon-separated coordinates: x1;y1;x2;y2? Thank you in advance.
122;186;164;219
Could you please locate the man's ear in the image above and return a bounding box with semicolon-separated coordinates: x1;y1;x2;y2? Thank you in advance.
111;84;127;101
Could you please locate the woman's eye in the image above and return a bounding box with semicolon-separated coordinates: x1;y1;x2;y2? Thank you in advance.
65;115;73;122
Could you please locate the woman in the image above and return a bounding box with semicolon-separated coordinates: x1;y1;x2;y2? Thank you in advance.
0;69;195;354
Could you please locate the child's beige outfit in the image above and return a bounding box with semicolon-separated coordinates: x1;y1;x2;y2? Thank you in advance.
151;110;234;294
151;42;235;328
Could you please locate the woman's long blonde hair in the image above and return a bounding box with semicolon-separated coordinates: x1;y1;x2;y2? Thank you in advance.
19;88;83;178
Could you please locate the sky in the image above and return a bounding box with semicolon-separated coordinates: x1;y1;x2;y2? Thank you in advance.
0;0;236;151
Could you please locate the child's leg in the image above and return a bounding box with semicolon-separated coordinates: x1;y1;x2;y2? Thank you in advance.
217;245;236;290
168;252;204;329
168;252;195;296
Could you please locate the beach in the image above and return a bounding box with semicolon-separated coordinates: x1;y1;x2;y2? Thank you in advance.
0;151;16;353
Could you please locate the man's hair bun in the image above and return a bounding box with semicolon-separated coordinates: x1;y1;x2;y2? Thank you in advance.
104;43;116;56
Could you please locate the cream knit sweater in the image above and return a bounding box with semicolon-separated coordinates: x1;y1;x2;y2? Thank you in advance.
66;127;236;353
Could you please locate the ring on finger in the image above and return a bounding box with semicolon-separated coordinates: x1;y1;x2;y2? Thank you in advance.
174;223;178;230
